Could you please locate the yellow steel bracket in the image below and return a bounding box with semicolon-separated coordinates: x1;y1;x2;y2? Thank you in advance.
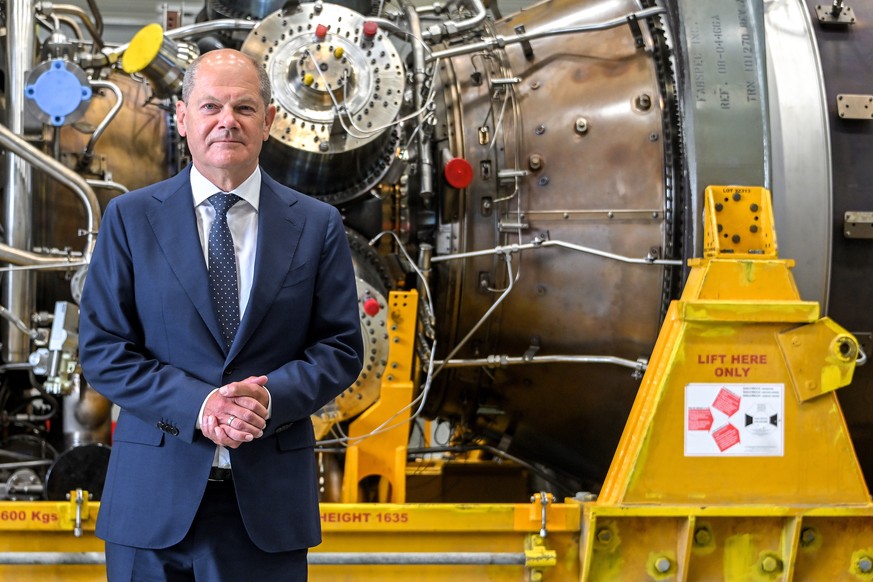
703;185;777;258
777;317;859;402
342;290;418;503
525;534;557;581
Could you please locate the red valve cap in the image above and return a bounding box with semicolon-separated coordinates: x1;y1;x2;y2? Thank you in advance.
363;21;379;38
444;157;474;189
362;297;381;317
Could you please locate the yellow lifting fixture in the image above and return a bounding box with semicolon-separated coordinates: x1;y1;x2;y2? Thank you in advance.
583;186;872;581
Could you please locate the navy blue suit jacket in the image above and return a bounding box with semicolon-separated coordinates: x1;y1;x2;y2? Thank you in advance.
79;166;363;552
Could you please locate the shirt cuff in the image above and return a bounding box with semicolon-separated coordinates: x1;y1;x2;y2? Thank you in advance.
196;388;220;429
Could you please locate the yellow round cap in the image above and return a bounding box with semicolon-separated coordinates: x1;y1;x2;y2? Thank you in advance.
122;23;164;74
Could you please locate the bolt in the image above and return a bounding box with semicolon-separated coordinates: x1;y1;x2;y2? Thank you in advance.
530;81;541;90
535;124;546;135
693;527;712;546
595;528;612;544
575;118;588;134
732;234;741;244
750;225;758;233
649;132;659;142
636;93;652;110
319;142;330;152
750;203;759;212
761;556;780;573
529;154;543;171
654;557;671;573
538;176;550;186
530;570;544;582
860;556;873;573
800;528;816;546
733;192;742;201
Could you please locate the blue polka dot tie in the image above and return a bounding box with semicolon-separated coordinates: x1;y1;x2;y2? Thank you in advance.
208;192;241;350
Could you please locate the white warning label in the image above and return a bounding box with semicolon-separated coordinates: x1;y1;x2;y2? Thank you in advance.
684;383;784;457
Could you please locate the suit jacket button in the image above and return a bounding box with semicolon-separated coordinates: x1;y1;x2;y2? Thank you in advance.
169;427;179;436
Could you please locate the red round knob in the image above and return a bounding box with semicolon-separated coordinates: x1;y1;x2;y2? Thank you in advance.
362;297;380;317
315;24;329;39
444;157;474;189
363;21;379;38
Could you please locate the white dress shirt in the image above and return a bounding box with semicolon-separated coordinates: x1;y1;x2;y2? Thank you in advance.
190;165;268;468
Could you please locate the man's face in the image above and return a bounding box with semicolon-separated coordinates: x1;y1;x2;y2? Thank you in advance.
176;50;276;188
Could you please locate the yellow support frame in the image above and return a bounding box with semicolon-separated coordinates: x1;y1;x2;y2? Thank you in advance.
342;290;418;503
585;186;873;581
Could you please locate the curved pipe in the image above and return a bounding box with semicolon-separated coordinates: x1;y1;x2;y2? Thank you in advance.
430;238;684;266
420;0;487;41
46;4;105;50
105;19;258;62
86;179;128;194
0;124;100;262
0;244;82;268
85;0;103;37
79;79;123;170
165;19;257;40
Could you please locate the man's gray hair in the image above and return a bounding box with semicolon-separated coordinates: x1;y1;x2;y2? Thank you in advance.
181;50;272;107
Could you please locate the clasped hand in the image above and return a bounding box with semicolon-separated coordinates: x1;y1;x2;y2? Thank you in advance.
201;375;269;448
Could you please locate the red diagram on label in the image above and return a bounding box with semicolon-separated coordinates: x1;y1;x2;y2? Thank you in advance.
712;424;741;451
688;408;714;431
712;387;741;417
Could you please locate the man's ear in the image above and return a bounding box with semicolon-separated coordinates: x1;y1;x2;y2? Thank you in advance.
263;104;277;141
176;100;188;137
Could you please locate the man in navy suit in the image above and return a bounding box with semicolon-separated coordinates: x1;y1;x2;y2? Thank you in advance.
79;49;364;580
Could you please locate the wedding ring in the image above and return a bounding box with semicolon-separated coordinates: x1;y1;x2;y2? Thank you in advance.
228;415;235;427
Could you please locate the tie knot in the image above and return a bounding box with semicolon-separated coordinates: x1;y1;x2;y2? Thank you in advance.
209;192;241;216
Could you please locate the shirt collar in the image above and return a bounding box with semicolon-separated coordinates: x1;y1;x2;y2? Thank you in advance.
190;165;261;211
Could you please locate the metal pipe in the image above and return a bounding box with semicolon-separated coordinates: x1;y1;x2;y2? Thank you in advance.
0;460;53;470
421;0;488;41
86;179;129;194
0;552;529;566
0;304;46;341
309;553;527;565
0;123;101;262
0;243;82;268
85;0;103;36
79;79;123;170
5;0;38;363
436;353;647;371
45;3;105;50
428;6;667;61
104;19;258;62
405;3;434;201
165;19;257;40
433;253;515;378
430;238;683;266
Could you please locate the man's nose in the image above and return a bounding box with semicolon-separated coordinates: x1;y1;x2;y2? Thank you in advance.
218;107;240;128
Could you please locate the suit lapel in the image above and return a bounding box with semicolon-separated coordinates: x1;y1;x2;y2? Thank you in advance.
229;175;304;361
146;169;226;352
